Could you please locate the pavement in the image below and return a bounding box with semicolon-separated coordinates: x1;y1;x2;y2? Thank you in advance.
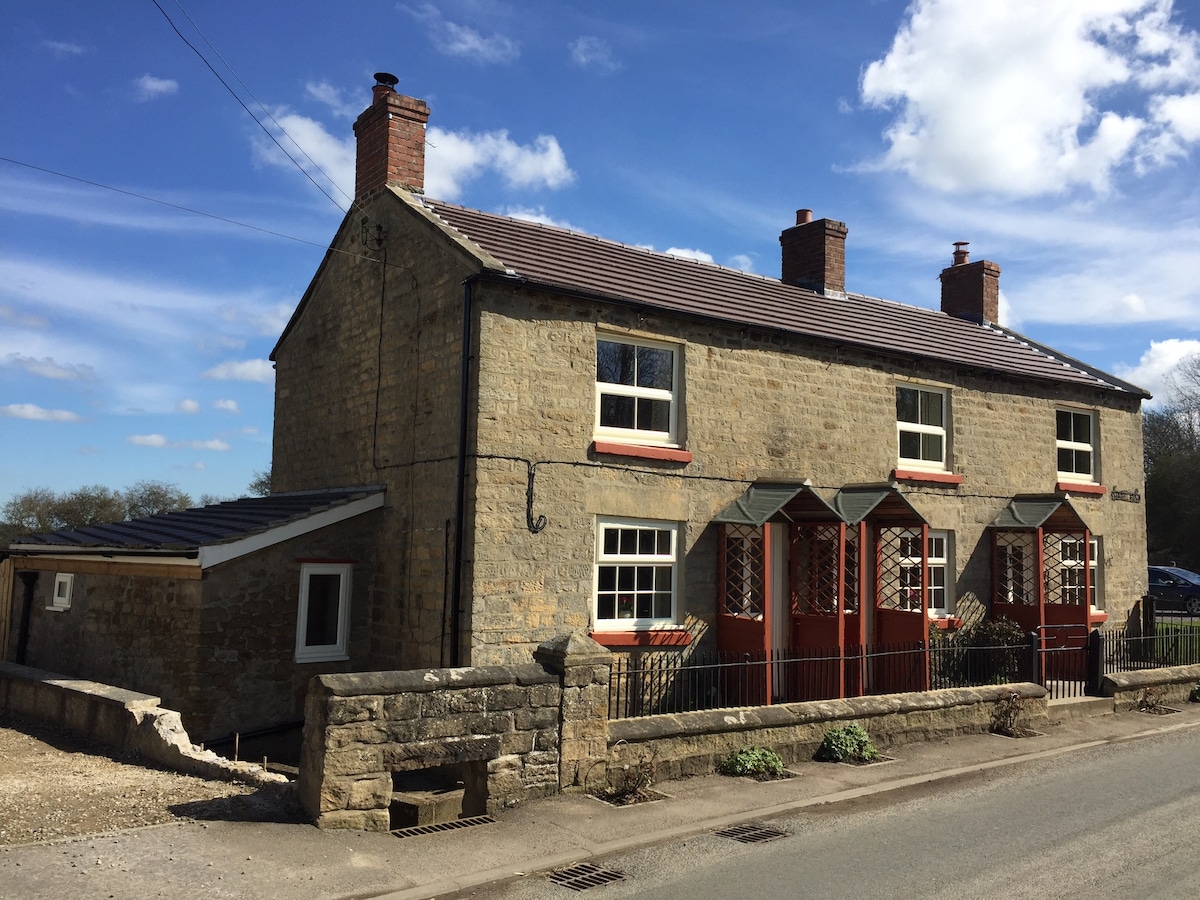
2;698;1199;900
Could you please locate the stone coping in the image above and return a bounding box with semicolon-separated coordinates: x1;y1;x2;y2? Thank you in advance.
1101;664;1200;695
0;660;161;710
609;683;1047;743
313;664;556;697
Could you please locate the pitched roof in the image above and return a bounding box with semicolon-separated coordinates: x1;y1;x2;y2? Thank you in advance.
8;487;385;565
422;199;1148;398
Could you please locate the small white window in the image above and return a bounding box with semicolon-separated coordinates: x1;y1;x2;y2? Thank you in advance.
595;336;680;446
295;563;352;663
1056;409;1097;482
897;385;948;471
926;532;951;616
896;530;952;614
1061;537;1101;608
594;518;679;630
48;573;74;611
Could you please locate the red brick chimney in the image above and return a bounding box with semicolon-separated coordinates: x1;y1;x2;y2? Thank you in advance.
939;242;1000;324
780;209;848;297
353;73;431;200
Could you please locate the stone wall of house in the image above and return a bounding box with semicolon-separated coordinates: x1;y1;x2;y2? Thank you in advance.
12;513;381;742
271;190;487;670
465;284;1148;664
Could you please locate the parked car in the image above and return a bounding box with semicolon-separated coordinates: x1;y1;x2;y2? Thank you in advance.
1147;566;1200;615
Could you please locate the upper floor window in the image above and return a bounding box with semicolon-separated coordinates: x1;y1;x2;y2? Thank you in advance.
594;518;679;630
1056;409;1096;482
596;336;679;446
295;563;352;663
897;385;947;470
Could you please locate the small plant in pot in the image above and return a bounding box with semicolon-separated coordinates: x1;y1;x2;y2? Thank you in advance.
718;746;787;781
814;724;880;764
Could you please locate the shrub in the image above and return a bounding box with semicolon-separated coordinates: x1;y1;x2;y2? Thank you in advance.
814;724;880;763
718;746;785;780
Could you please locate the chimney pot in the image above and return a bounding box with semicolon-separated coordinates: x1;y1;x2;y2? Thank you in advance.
952;241;970;266
796;209;813;225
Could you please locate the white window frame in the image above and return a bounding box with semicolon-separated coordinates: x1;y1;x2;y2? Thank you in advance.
896;385;948;472
47;573;74;611
295;563;352;663
1056;408;1097;483
593;517;680;631
595;335;680;447
1061;537;1101;609
896;530;952;615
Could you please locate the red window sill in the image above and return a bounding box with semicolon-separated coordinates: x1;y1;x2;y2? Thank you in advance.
592;440;693;464
1056;482;1107;496
929;617;963;630
892;469;964;485
1089;611;1109;626
590;630;693;648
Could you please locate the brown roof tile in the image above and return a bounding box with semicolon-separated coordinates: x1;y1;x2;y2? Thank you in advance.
423;199;1147;398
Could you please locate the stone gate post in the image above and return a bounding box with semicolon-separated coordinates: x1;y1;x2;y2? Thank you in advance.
534;633;612;792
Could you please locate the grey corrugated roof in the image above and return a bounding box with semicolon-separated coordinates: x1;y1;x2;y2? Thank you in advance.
833;487;926;525
713;483;840;526
8;487;384;553
423;199;1148;398
991;497;1090;531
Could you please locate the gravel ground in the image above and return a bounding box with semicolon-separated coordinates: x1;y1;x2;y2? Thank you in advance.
0;711;301;846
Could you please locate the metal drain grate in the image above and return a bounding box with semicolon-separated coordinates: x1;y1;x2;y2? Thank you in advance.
713;823;789;844
391;815;496;838
547;863;628;891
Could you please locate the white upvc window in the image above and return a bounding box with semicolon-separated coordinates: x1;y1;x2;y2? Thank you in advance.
897;530;952;615
594;518;679;630
1061;537;1101;608
1056;408;1097;482
295;563;352;663
595;336;679;446
48;573;74;611
896;385;948;471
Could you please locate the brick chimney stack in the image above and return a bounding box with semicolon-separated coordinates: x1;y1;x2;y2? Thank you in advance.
780;209;848;298
353;73;431;200
939;242;1000;324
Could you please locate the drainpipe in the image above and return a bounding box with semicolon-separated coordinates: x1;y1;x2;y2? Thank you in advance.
449;276;478;668
14;571;38;665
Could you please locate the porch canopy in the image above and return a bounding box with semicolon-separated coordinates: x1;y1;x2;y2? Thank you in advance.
990;495;1095;637
713;481;841;526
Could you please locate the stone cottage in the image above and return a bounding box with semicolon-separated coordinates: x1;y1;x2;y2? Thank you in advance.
4;74;1151;737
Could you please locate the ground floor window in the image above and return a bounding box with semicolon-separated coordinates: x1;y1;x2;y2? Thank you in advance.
895;529;951;614
295;563;352;662
594;518;679;629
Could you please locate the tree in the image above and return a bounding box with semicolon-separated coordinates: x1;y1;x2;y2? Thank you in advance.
0;480;195;546
1143;398;1200;573
248;466;271;497
124;480;193;519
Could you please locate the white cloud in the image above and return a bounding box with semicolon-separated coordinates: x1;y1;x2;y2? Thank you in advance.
177;399;201;414
406;3;519;64
305;80;360;119
202;359;275;382
5;353;93;381
1114;338;1200;401
43;40;84;57
134;74;179;102
860;0;1200;197
253;111;356;204
664;247;715;263
426;127;575;199
0;304;48;328
214;399;240;413
727;254;756;272
127;433;231;451
503;206;577;230
570;36;619;73
0;403;82;422
128;433;168;447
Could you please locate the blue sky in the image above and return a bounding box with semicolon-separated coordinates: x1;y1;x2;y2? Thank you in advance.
3;0;1200;505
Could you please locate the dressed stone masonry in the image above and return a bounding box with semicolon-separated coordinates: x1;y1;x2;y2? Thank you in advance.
298;633;611;830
